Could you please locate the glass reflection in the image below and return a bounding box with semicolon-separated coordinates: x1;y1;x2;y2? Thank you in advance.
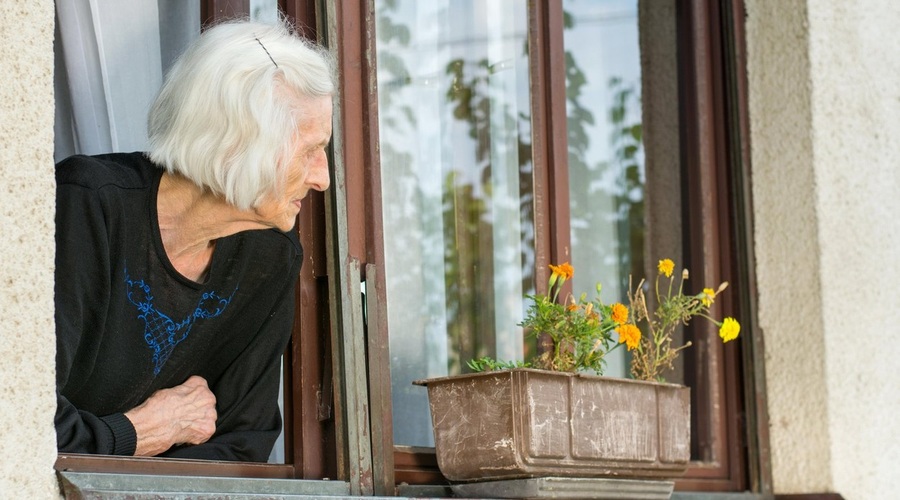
563;0;645;379
375;0;533;446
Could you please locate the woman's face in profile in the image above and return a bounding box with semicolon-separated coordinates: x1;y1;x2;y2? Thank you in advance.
253;95;332;232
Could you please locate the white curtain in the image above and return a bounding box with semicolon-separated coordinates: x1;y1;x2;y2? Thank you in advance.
54;0;200;162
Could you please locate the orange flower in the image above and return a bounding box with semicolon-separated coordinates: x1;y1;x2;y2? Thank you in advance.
566;304;579;312
617;324;641;351
610;303;628;325
549;262;574;280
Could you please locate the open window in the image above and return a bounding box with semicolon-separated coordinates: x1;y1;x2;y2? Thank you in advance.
55;0;769;496
54;0;343;487
334;0;767;494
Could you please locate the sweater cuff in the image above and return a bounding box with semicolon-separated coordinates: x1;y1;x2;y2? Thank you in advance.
100;413;137;456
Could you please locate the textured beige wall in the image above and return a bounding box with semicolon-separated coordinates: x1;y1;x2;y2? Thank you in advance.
0;0;60;498
746;0;832;491
807;1;900;498
747;0;900;497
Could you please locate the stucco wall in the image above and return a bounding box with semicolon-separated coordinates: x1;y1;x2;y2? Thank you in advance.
807;1;900;498
747;0;900;498
0;0;59;498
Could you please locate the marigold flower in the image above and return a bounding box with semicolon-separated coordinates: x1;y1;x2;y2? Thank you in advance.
719;317;740;342
549;262;574;280
617;324;641;351
658;259;674;278
611;303;628;325
702;288;715;307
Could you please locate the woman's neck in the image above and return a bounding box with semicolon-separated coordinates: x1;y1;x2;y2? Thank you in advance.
156;172;262;281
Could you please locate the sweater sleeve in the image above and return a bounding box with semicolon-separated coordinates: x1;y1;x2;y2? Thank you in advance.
161;254;300;462
55;397;137;456
54;170;137;456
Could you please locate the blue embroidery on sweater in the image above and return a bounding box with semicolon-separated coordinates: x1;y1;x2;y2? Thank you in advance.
125;269;237;375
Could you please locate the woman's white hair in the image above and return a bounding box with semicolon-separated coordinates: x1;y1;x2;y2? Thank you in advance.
147;19;335;210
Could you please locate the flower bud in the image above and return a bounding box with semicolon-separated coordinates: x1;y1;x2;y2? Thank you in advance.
682;269;689;280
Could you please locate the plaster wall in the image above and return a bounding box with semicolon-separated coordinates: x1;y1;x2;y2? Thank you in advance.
0;0;60;498
806;1;900;498
747;0;900;497
745;0;831;492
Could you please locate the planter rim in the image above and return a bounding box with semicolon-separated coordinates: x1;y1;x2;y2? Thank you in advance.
412;367;687;389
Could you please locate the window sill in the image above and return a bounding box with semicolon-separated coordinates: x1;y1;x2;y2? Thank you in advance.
58;471;351;499
58;471;775;500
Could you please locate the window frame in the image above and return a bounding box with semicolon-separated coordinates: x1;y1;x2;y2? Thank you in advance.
54;0;772;496
336;0;770;494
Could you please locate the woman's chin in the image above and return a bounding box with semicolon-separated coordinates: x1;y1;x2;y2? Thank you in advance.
275;218;296;232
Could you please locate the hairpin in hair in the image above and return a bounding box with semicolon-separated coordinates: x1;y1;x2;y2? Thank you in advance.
255;36;278;68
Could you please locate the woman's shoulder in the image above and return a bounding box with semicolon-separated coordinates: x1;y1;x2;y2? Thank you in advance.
241;227;302;260
56;152;159;191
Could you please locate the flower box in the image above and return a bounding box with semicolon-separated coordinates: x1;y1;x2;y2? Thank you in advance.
414;368;690;482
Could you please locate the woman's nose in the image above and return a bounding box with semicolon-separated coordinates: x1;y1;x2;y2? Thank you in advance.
307;150;330;192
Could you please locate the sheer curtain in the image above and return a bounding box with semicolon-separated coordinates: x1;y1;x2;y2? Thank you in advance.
54;0;200;162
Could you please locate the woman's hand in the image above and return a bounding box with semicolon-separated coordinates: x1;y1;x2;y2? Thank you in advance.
125;375;217;457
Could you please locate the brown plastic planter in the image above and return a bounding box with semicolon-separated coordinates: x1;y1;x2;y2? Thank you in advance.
414;368;690;482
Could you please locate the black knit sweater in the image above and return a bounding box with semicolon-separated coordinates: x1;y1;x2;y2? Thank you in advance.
54;153;301;461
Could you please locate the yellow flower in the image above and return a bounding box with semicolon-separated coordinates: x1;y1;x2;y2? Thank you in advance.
658;259;674;278
610;303;628;325
549;262;574;280
719;317;740;342
617;324;641;351
701;288;715;307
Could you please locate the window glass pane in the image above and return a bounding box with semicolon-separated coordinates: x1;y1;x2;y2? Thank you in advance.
563;0;684;381
250;0;278;23
374;0;533;447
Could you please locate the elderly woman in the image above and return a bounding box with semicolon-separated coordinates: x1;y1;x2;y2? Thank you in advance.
54;20;333;462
